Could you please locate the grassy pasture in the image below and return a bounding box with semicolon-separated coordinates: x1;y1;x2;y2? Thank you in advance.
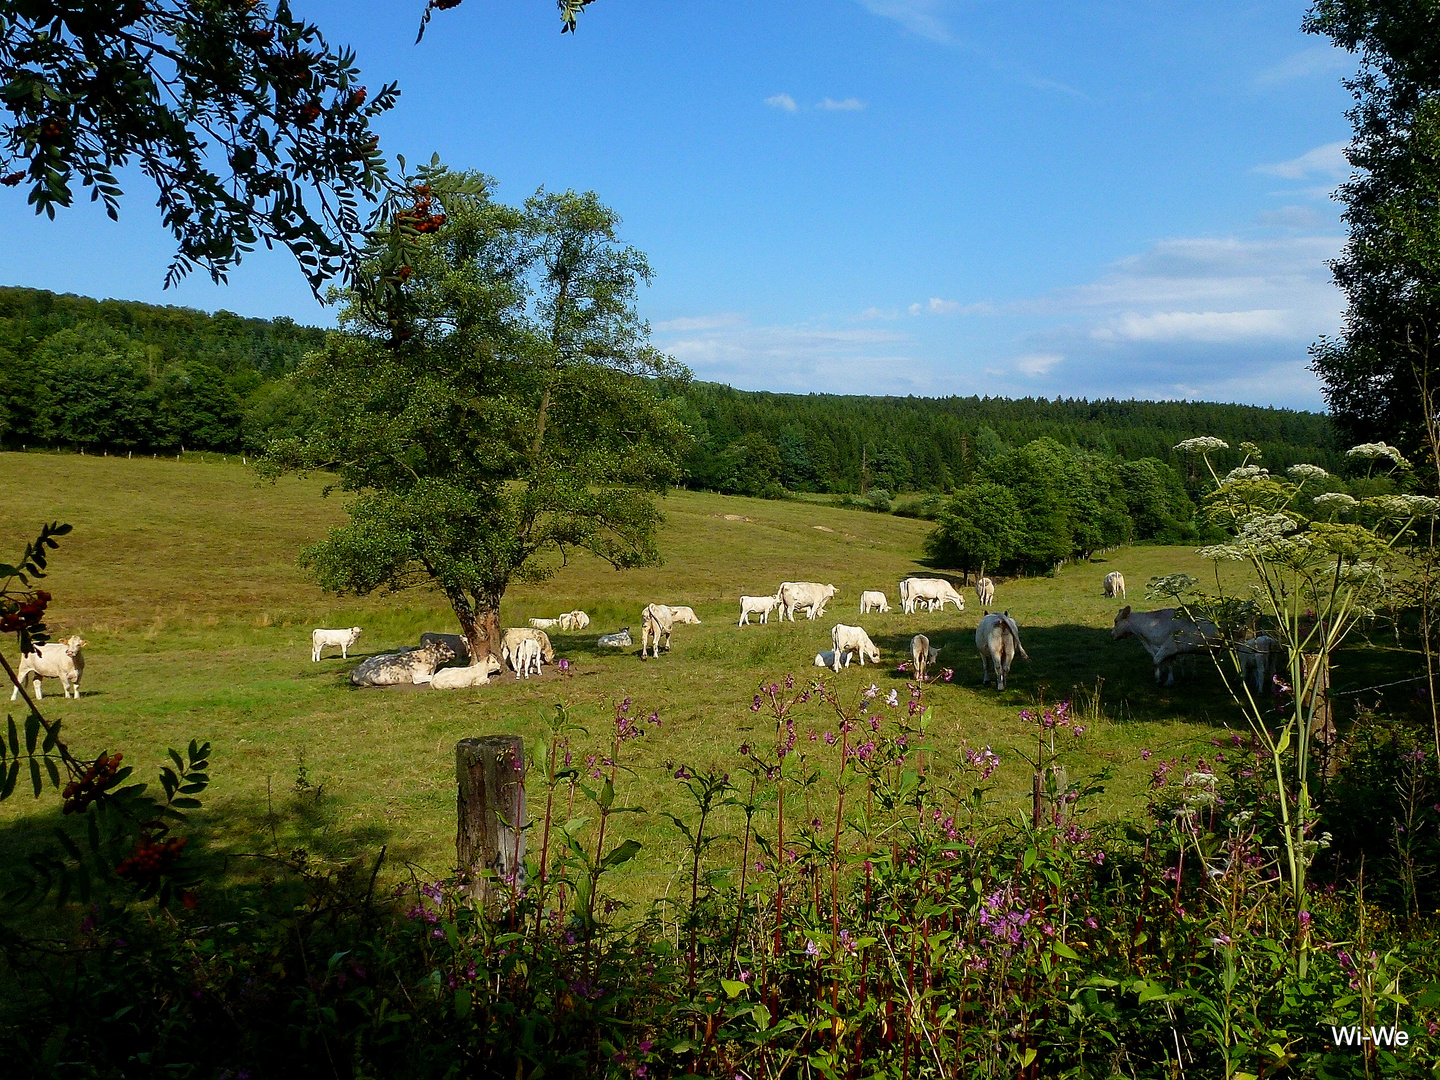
1;451;1267;899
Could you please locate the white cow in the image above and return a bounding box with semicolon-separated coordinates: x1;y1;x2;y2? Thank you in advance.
830;624;880;672
975;578;995;607
911;633;939;679
312;626;362;662
597;627;632;648
859;590;890;614
349;640;455;687
641;604;699;658
528;617;560;630
556;610;591;632
429;655;503;689
976;612;1028;691
11;636;86;700
501;628;555;672
738;595;780;625
1112;606;1220;686
776;582;837;621
1237;634;1282;697
900;577;965;614
513;637;542;679
1104;572;1126;599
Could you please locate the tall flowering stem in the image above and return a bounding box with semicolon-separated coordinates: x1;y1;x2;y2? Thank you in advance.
1172;436;1427;970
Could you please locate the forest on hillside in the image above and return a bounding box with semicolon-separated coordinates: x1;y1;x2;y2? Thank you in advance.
0;287;1336;511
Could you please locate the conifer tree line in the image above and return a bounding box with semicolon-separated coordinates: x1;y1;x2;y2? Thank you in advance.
0;286;1338;549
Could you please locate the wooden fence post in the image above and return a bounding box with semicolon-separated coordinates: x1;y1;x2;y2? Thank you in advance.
456;735;526;908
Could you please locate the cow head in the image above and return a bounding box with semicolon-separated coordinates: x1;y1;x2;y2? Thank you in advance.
1112;606;1133;639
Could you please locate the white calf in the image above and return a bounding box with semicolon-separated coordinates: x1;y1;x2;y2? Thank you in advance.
738;595;780;626
513;637;542;679
1104;572;1126;599
312;626;362;661
975;578;995;607
430;655;503;689
911;634;938;679
831;624;880;672
859;590;890;614
11;636;87;700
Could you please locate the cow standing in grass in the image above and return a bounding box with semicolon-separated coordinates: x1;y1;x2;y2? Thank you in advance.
976;612;1027;691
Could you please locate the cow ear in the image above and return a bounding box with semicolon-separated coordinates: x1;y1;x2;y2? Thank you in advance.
1119;605;1131;618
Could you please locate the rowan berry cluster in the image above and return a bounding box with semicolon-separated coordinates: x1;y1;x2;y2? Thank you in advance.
61;751;123;815
115;835;187;886
0;589;50;633
394;186;447;234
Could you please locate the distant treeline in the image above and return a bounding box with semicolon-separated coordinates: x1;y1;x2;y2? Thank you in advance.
0;287;1337;503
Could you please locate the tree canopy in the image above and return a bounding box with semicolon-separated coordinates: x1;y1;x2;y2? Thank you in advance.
260;167;688;660
1305;0;1440;450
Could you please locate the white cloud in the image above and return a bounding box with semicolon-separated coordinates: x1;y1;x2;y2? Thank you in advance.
1256;141;1350;180
651;315;932;393
654;313;744;332
1256;45;1352;86
854;0;952;44
765;93;798;113
1091;309;1294;344
901;297;990;317
1014;352;1062;376
817;97;866;111
1256;205;1327;231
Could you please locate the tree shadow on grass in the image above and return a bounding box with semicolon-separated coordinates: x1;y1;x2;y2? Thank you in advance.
871;623;1243;729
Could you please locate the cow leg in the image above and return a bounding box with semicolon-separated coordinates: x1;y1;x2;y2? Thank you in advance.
32;678;43;701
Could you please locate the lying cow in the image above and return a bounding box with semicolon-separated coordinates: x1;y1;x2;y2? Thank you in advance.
976;612;1027;691
11;635;87;700
420;631;471;665
975;577;995;607
429;655;503;689
911;633;939;679
312;626;362;662
528;617;560;630
350;639;455;687
1112;606;1219;686
776;582;837;622
860;590;890;614
597;627;632;648
831;624;880;672
899;577;965;614
558;610;591;632
1104;571;1126;599
738;595;780;625
815;650;837;668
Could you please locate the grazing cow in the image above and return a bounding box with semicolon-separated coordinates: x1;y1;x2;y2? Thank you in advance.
501;628;555;672
1237;634;1281;697
1104;571;1126;599
899;577;965;614
513;637;542;679
420;632;471;665
312;626;362;662
528;617;560;630
11;636;86;700
667;606;703;625
349;640;455;687
738;595;780;625
976;612;1028;691
975;578;995;607
860;590;890;614
830;624;880;672
429;655;503;689
911;634;939;679
776;582;838;622
597;627;632;648
1112;606;1219;686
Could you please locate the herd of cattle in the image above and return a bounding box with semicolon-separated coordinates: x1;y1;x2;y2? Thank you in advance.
6;568;1279;701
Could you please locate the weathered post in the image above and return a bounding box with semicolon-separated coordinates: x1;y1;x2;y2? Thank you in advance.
456;735;526;908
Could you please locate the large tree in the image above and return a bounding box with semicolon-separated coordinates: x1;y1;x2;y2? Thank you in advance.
261;166;688;662
1305;1;1440;450
924;481;1022;580
0;1;603;291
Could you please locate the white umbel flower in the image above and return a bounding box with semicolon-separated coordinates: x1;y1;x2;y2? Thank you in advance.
1175;436;1230;454
1288;463;1329;481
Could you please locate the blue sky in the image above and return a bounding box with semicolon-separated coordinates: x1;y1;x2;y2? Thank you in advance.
0;1;1356;409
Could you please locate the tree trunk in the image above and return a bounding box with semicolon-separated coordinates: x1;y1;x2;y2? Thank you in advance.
456;735;526;908
445;587;502;663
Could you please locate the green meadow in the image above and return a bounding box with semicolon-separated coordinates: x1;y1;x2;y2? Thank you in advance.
2;451;1269;896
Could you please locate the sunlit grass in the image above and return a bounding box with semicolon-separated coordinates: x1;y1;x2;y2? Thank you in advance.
1;451;1269;899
